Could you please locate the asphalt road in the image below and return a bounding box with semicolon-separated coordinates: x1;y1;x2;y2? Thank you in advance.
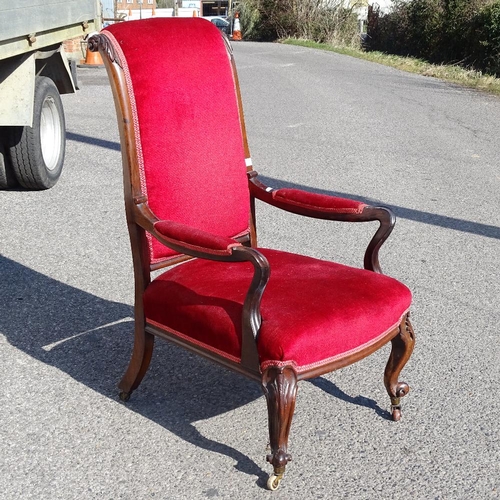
1;41;499;499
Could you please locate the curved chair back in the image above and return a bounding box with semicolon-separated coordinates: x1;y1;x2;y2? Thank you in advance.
99;18;251;266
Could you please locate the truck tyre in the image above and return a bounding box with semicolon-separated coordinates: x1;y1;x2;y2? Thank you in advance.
8;76;66;190
0;140;18;189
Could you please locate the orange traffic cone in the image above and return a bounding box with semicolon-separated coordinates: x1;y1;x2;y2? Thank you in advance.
232;12;242;41
78;44;104;68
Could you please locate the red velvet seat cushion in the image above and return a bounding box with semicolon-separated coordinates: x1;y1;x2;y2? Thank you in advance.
144;249;411;372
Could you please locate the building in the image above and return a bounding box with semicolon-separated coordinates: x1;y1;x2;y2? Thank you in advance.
116;0;157;14
200;0;229;17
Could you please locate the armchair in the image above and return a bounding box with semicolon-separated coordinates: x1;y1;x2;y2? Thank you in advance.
89;18;415;491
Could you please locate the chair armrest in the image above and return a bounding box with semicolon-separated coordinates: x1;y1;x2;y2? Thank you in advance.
248;172;395;273
272;188;367;215
154;220;242;257
133;198;268;371
153;218;269;370
249;172;368;220
132;197;242;259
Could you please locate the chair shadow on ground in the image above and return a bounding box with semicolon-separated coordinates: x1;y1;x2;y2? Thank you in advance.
0;254;391;485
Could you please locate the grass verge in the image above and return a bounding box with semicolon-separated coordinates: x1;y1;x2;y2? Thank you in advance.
282;38;500;96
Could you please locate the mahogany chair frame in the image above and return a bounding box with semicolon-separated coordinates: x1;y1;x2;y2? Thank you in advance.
89;28;415;491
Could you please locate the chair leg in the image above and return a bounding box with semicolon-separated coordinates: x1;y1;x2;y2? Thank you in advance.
384;313;415;421
261;364;298;491
118;317;155;401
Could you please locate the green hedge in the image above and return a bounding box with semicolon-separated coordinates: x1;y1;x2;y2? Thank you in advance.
237;0;360;47
366;0;500;76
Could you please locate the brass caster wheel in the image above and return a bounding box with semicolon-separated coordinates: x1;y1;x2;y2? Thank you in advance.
119;391;130;402
390;399;402;421
267;474;282;491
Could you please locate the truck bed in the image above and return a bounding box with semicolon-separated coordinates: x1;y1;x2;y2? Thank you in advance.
0;0;99;59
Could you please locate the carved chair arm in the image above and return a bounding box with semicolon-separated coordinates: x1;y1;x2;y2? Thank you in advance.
248;172;395;273
133;199;269;371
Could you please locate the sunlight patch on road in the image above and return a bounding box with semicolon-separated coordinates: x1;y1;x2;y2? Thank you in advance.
42;317;134;351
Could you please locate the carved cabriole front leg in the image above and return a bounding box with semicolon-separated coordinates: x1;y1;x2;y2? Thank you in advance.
261;364;298;488
384;313;415;421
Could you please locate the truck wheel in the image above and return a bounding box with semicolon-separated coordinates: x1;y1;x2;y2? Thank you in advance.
0;140;18;189
8;76;65;190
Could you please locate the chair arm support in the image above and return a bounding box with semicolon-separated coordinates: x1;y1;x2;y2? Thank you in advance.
133;200;269;371
361;205;395;273
232;246;270;370
248;172;396;273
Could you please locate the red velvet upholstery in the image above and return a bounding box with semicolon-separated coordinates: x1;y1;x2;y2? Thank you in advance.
103;19;250;264
154;220;242;256
273;188;367;214
144;249;411;372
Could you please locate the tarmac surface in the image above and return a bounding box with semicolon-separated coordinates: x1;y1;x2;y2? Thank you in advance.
1;41;499;499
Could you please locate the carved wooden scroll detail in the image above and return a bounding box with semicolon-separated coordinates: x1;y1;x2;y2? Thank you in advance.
384;313;415;421
88;33;122;67
261;364;298;476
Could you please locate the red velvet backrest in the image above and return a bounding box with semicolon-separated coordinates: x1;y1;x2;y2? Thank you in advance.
102;18;250;264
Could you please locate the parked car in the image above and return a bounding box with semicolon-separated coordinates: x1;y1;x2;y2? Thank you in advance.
203;16;231;36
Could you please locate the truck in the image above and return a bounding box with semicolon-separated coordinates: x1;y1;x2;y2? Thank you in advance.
0;0;101;190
